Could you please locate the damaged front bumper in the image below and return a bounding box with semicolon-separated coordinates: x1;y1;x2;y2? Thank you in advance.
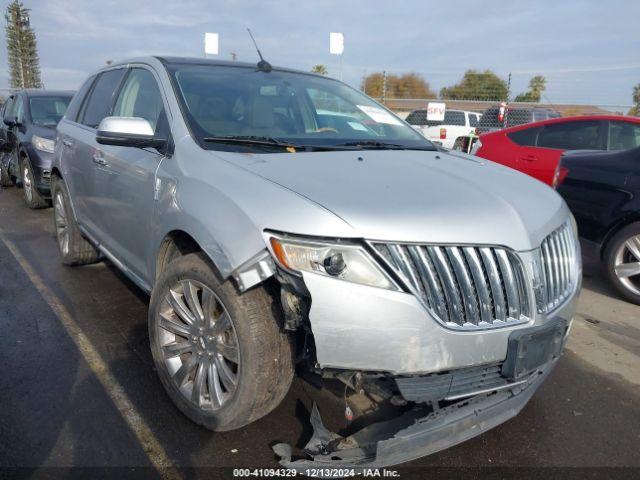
274;359;555;470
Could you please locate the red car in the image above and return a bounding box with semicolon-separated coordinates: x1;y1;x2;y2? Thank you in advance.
473;115;640;186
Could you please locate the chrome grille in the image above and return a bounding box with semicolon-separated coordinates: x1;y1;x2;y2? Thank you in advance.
374;243;531;330
538;222;577;313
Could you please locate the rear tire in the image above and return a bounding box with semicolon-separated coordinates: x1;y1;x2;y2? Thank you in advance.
604;222;640;305
51;175;100;265
149;253;294;431
21;158;49;209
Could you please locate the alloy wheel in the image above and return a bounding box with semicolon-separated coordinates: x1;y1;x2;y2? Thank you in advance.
613;235;640;295
53;192;70;256
158;280;240;411
23;166;33;203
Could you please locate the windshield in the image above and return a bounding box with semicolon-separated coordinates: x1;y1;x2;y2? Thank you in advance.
166;64;434;152
28;96;72;127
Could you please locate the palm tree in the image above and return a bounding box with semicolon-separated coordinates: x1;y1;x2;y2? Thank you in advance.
311;64;328;75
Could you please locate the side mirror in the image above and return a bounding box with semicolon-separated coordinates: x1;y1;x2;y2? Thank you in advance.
96;116;166;149
3;117;16;127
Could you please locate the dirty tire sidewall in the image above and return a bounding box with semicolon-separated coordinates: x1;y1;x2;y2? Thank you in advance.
604;221;640;305
21;158;49;209
0;155;12;187
149;252;294;431
51;176;100;266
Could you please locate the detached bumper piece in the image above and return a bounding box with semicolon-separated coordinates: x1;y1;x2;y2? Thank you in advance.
274;361;555;472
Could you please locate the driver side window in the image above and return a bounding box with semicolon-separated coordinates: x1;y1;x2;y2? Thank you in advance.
112;68;166;134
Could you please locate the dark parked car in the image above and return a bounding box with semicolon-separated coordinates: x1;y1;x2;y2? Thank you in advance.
476;106;560;135
0;90;73;208
557;146;640;304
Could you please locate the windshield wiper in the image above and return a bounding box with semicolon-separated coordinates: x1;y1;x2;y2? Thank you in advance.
203;135;296;148
334;140;435;151
203;135;358;152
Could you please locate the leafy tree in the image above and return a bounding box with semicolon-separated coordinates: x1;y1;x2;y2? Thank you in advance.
311;64;328;75
440;70;508;101
629;83;640;116
4;0;42;88
361;72;435;98
514;75;547;102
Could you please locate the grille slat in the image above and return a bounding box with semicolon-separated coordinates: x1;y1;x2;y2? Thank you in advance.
428;246;465;326
463;247;493;324
447;247;481;325
539;222;577;313
407;246;448;320
374;222;576;330
480;247;508;322
377;243;529;329
495;249;520;320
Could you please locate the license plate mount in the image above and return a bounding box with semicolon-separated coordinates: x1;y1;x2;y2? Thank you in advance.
502;318;567;381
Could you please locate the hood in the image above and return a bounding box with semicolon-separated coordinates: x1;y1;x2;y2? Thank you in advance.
216;149;568;251
31;124;57;139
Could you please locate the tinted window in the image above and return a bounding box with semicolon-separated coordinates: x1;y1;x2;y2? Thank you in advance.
405;110;428;125
29;96;72;127
609;121;640;150
505;109;533;127
80;68;127;128
538;121;601;150
507;127;541;146
113;68;165;132
65;75;95;122
468;113;478;127
443;110;465;126
478;108;499;128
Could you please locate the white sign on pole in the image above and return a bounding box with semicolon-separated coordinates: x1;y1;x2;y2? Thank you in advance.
204;32;219;55
329;32;344;55
427;102;446;122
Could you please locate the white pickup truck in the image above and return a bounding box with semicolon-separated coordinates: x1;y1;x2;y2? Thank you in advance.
405;108;480;149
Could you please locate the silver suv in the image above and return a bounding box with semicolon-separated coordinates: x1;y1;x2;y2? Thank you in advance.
52;57;581;468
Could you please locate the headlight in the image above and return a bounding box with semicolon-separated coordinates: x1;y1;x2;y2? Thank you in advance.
267;234;399;291
32;135;55;153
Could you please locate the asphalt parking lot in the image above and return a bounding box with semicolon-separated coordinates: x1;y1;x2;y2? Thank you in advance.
1;185;639;478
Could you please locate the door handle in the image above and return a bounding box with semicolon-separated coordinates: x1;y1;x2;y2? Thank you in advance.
521;155;538;162
92;152;107;166
62;139;74;147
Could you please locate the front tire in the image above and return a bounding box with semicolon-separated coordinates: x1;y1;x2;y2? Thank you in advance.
604;222;640;305
51;175;100;265
149;253;294;431
0;154;12;187
21;158;49;209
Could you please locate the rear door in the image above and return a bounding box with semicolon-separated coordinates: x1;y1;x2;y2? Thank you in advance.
68;67;127;236
91;66;170;281
526;120;605;185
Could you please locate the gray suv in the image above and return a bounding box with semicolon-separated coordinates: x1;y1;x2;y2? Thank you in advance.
52;57;581;468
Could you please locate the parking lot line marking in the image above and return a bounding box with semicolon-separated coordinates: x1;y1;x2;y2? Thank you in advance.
0;232;182;480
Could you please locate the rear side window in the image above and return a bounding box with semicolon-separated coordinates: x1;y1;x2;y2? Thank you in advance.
609;121;640;150
79;69;127;128
468;113;479;127
405;110;427;125
538;121;601;150
507;127;541;146
65;75;96;122
505;109;533;127
443;110;465;126
478;108;498;128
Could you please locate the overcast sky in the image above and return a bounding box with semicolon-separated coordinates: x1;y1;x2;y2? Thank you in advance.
0;0;638;107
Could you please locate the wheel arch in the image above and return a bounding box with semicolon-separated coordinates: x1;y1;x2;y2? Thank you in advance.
600;213;640;259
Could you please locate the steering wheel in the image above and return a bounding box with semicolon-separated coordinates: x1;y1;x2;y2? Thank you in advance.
315;127;338;134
